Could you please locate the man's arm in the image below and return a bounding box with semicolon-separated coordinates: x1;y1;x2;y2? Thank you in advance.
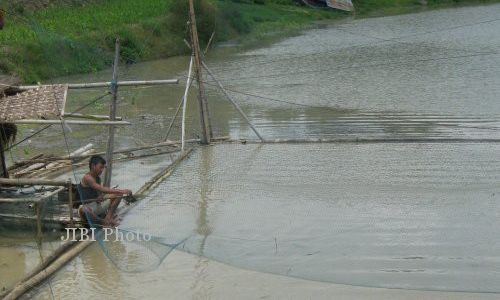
83;175;132;195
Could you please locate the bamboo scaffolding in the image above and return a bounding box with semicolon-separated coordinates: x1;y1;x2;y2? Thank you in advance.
2;148;195;300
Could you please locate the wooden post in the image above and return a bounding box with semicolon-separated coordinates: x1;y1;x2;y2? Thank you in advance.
68;180;74;226
35;202;43;242
104;38;120;187
0;140;8;178
189;0;212;144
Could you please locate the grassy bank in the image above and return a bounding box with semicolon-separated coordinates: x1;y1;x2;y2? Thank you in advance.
0;0;499;83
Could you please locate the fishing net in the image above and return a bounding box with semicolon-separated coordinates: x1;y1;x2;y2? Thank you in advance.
100;142;500;293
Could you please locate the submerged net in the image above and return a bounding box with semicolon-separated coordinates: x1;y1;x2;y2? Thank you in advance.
101;142;500;293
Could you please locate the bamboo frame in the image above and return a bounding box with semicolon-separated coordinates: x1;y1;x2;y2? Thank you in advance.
2;146;195;300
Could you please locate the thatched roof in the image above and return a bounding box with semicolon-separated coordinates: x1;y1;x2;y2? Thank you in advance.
0;75;19;96
0;85;68;123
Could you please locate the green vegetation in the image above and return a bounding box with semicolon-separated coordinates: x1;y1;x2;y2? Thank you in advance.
0;0;499;82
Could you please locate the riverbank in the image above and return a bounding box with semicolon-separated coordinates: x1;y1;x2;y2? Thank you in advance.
1;0;500;83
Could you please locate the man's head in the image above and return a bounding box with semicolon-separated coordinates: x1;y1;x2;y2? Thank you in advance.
89;155;106;175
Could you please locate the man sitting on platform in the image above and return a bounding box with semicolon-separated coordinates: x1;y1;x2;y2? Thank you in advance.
78;155;132;227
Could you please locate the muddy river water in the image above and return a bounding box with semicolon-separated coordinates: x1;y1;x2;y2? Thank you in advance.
2;3;500;298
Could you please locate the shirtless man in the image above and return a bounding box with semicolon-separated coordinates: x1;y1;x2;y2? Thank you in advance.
78;155;132;227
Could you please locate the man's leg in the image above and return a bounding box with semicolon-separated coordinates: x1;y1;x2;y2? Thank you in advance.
79;206;105;227
104;195;122;226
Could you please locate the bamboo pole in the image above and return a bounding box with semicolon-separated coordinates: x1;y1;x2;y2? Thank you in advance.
0;178;68;186
0;139;8;178
68;181;73;226
62;113;123;121
104;38;120;188
204;31;216;55
135;148;194;196
225;138;500;144
182;56;195;151
189;0;212;144
16;79;178;90
12;120;131;125
0;198;41;203
202;62;265;142
35;202;42;241
164;95;186;141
